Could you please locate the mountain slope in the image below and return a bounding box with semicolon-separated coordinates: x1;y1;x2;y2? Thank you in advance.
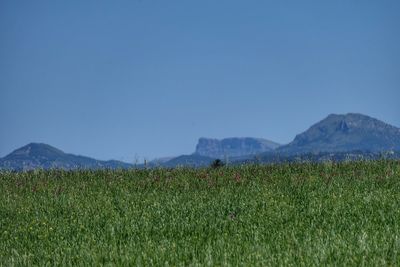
195;137;280;159
0;143;133;171
163;154;215;168
278;113;400;154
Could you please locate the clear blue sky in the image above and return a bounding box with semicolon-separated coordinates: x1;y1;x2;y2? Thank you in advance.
1;0;399;162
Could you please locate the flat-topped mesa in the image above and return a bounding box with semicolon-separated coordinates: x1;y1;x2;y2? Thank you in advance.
278;113;400;154
195;137;280;159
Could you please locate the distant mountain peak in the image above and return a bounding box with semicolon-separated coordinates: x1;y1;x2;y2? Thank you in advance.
279;113;400;154
0;143;132;171
9;143;65;158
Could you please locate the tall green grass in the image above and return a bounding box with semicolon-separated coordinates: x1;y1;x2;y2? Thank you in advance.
1;161;400;266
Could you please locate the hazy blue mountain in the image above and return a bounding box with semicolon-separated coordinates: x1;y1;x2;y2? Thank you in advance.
149;157;175;166
195;137;280;159
163;154;215;168
2;113;399;170
0;143;133;171
143;113;400;167
277;113;400;155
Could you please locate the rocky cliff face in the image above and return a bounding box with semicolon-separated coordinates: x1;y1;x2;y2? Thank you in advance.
278;113;400;154
195;137;280;159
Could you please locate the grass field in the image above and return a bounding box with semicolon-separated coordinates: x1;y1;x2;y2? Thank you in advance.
1;161;400;266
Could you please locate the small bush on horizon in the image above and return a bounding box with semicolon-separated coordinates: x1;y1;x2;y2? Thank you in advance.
210;158;225;168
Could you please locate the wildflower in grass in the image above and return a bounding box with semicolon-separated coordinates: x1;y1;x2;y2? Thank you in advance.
234;173;241;183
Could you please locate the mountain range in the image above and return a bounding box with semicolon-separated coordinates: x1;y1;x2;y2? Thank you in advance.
1;113;399;170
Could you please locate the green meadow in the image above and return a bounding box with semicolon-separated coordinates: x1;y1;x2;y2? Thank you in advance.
1;161;400;266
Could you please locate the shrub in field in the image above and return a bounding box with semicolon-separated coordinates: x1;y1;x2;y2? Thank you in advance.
210;159;225;169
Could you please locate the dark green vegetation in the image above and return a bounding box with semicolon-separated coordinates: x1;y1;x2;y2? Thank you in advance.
1;161;400;265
